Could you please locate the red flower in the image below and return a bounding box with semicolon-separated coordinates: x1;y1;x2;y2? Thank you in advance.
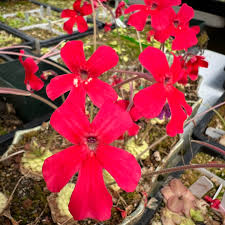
61;0;92;34
133;47;192;136
104;23;112;32
110;74;123;86
178;55;208;84
42;101;141;221
47;41;118;108
115;1;126;18
19;50;44;91
153;4;200;50
116;100;140;136
124;0;181;31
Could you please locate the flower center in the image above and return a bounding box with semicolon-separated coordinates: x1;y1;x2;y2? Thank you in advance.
80;69;88;80
173;20;179;28
86;136;98;151
151;3;158;10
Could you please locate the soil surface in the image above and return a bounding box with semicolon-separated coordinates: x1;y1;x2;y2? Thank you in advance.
0;98;23;135
24;28;58;40
0;30;22;48
0;123;142;225
0;0;39;14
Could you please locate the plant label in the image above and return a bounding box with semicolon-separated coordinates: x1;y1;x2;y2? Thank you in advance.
189;176;214;198
205;127;225;139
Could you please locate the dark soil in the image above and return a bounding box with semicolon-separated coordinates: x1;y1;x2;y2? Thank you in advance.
0;123;142;225
0;98;23;135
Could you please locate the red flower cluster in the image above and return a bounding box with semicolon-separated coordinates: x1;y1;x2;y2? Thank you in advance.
43;101;141;221
115;1;126;18
125;0;181;31
61;0;92;34
178;55;208;84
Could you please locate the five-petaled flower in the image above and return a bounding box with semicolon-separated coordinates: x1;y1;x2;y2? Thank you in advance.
61;0;92;34
152;4;200;50
47;40;118;108
19;50;44;92
178;55;208;84
124;0;181;31
42;101;141;221
133;47;192;136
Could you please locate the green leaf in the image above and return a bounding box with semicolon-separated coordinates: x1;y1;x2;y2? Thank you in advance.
190;209;204;222
120;15;124;21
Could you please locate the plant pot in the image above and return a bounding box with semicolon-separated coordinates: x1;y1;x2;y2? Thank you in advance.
136;141;225;225
0;1;104;49
193;91;225;151
1;122;146;225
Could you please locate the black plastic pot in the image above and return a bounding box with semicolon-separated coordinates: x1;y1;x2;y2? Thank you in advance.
0;1;104;49
135;141;225;225
0;58;67;152
0;113;50;156
193;91;225;152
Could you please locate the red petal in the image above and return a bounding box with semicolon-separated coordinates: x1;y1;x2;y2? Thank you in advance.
124;4;146;14
87;46;118;78
69;154;112;221
128;123;140;136
96;145;141;192
76;16;88;33
61;41;86;74
28;74;44;91
177;4;194;25
151;8;175;30
160;0;181;7
63;17;77;34
170;53;182;84
166;86;192;136
127;10;149;31
43;145;88;192
92;103;133;144
46;73;74;100
61;9;76;18
23;57;38;74
73;0;82;10
139;47;169;82
80;2;92;15
50;95;90;144
191;25;200;34
172;28;198;50
86;78;118;107
133;83;166;118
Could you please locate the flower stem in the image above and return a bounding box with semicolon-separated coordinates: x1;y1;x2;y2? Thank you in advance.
0;51;70;74
143;163;225;177
0;87;57;110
